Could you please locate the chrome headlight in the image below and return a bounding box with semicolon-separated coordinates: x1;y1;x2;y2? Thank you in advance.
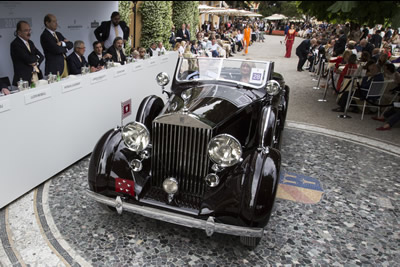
208;134;242;168
121;122;150;152
156;72;170;87
266;80;281;96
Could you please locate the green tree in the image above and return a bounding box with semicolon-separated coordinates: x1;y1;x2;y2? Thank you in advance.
172;1;199;41
258;1;302;19
297;1;400;27
139;1;173;50
119;1;132;54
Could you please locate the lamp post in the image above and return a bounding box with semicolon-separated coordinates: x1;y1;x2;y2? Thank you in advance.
132;1;138;49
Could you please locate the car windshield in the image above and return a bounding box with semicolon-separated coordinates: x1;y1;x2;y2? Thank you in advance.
176;57;272;89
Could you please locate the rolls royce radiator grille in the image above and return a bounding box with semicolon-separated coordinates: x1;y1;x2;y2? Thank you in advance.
151;121;212;199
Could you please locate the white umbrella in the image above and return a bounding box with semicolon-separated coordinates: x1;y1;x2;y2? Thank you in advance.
264;14;288;20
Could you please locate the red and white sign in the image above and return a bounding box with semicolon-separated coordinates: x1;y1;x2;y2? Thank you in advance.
115;178;135;196
121;99;131;120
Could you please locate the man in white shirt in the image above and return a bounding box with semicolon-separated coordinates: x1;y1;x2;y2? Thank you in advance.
236;30;244;52
155;42;166;55
209;38;222;57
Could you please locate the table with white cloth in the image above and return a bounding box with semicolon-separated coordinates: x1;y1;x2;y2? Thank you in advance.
0;52;178;208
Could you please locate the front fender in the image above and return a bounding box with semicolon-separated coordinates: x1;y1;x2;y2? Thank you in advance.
241;147;281;227
88;128;139;196
201;148;281;228
136;95;164;132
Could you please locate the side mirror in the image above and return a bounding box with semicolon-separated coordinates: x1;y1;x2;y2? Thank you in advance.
156;72;171;97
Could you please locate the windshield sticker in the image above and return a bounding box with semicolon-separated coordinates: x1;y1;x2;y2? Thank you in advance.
250;68;264;84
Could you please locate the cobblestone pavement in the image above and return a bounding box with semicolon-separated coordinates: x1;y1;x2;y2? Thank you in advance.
1;36;399;266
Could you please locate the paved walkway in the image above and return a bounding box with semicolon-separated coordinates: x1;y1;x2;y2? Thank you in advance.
0;37;399;266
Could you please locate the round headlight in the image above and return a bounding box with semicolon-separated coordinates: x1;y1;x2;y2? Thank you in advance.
266;80;281;96
208;134;242;168
163;178;178;194
156;72;170;87
122;122;150;152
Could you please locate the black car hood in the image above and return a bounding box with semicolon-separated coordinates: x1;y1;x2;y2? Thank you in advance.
164;84;264;126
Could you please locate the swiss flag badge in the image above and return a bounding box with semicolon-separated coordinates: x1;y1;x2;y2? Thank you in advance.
121;99;132;120
115;178;135;196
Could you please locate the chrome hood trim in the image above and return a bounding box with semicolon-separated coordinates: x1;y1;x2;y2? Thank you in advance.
154;112;212;129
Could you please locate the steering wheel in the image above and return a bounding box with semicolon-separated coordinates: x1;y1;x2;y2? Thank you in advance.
187;71;199;80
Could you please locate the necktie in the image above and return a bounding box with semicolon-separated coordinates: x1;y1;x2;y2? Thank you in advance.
25;42;41;75
114;26;119;37
53;32;66;59
117;50;121;62
53;32;59;42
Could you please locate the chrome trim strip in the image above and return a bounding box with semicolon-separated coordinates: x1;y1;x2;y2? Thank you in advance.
87;190;264;238
259;106;272;149
154;112;212;129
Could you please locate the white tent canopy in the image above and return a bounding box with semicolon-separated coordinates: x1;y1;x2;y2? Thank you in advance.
264;14;288;20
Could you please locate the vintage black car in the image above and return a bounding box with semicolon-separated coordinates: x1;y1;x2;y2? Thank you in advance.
87;57;290;247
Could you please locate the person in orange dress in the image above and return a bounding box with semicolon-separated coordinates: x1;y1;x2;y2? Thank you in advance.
284;24;296;58
243;24;251;55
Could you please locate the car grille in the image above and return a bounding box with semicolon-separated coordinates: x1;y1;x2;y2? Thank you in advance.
150;118;212;207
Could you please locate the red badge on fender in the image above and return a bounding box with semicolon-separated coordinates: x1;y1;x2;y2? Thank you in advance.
121;99;131;120
115;178;135;196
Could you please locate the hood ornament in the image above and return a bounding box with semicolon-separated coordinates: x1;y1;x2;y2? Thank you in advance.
181;88;192;113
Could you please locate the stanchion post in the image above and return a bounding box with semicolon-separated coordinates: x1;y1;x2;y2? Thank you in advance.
318;60;329;102
313;57;324;90
338;76;356;119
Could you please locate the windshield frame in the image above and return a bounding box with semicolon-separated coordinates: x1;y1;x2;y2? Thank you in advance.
174;57;273;90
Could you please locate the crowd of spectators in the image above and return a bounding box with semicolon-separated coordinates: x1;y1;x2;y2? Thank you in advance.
293;21;400;131
168;18;267;60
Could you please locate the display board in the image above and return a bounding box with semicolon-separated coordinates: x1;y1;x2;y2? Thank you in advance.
0;52;178;208
0;1;118;82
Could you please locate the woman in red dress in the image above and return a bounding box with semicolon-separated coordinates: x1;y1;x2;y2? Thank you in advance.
284;24;296;58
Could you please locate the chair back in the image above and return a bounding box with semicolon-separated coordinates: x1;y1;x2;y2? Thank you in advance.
366;80;386;98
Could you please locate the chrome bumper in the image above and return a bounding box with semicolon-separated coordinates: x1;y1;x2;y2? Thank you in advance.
86;190;264;238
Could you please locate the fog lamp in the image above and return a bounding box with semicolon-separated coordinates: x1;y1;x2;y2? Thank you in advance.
205;173;220;187
130;159;142;172
163;178;178;194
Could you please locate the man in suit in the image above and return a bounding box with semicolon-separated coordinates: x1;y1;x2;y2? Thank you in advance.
296;38;317;72
10;21;44;86
107;37;126;64
333;29;347;56
360;39;375;57
67;40;88;75
94;11;130;50
176;23;190;42
146;43;157;57
369;30;383;49
40;14;73;77
169;26;176;48
88;41;112;72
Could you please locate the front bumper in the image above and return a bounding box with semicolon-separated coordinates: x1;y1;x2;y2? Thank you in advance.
86;190;264;238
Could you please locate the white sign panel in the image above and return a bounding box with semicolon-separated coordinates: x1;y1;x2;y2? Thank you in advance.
24;88;52;104
132;62;144;72
114;67;127;78
62;79;82;93
91;72;108;84
0;99;11;113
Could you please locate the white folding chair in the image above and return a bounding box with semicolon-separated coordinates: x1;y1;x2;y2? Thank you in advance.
349;80;392;120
